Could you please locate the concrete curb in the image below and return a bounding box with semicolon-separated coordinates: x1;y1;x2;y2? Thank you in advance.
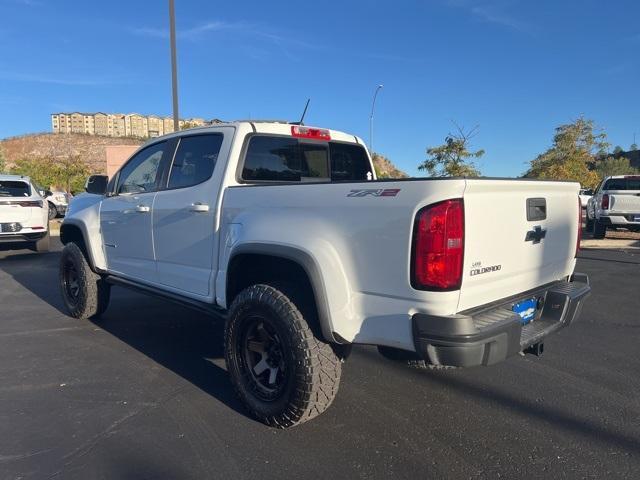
581;239;640;250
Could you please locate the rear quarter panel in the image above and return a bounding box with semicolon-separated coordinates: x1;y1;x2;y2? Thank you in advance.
219;180;466;347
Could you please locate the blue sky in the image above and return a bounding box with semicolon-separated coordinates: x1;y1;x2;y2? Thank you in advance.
0;0;639;176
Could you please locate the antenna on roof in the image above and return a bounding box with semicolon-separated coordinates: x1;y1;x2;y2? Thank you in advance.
292;98;310;126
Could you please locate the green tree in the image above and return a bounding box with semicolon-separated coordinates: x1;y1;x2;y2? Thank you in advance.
525;117;604;189
595;157;639;177
11;155;91;193
419;124;484;177
10;158;54;187
53;155;91;193
180;121;200;130
613;145;624;155
631;143;638;151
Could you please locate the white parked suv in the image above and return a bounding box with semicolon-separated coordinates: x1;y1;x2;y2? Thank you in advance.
60;121;590;427
35;186;71;220
586;175;640;238
0;174;50;251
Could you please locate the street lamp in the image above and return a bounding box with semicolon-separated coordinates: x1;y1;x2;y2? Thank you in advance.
369;84;383;154
169;0;180;131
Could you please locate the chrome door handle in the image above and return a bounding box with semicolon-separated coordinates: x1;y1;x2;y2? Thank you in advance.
135;205;150;213
189;203;210;213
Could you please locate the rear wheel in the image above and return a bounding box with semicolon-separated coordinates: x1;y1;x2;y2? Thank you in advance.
593;219;606;239
59;242;110;319
225;284;341;428
47;202;57;220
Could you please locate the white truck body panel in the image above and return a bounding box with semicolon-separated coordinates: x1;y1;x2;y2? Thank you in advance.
458;180;579;312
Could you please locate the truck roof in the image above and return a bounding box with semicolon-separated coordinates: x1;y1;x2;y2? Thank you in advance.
154;120;365;146
603;174;640;180
0;174;31;183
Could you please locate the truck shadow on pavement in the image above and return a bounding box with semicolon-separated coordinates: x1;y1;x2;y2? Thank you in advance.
359;348;640;456
92;288;249;418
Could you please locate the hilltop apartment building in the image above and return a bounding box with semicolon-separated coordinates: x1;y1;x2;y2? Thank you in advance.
51;112;206;138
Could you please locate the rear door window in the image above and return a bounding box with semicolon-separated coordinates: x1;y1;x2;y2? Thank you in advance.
242;136;370;182
0;181;31;197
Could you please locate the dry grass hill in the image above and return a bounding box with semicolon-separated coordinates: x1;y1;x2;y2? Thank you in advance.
0;133;144;172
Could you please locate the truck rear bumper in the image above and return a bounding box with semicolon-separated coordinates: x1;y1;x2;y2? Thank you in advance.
598;215;640;226
0;231;48;243
412;274;591;367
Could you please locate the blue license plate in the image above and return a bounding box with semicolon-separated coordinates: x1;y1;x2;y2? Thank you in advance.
512;298;538;325
633;215;640;222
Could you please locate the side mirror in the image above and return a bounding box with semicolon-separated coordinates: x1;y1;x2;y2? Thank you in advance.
44;189;53;197
85;175;109;195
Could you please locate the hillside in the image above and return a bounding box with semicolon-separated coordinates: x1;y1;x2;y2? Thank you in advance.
372;153;409;178
0;133;144;172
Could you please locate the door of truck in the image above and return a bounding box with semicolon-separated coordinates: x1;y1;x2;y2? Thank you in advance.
152;128;233;299
100;141;168;282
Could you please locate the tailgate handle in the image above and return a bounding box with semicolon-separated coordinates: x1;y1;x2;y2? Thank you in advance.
527;198;546;221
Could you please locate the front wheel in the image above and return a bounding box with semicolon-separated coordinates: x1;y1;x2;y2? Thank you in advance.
59;242;110;319
225;284;341;428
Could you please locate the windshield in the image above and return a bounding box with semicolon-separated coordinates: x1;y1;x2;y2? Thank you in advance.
0;180;31;197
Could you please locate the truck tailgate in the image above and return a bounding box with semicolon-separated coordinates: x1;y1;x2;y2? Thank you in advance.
458;180;579;312
610;193;640;213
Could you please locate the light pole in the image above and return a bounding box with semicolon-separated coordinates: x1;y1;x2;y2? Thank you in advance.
169;0;180;131
369;84;383;154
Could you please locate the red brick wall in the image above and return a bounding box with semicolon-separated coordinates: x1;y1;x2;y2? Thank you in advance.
106;145;139;178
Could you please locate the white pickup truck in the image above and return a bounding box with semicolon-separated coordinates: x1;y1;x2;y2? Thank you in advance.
586;175;640;238
60;121;590;427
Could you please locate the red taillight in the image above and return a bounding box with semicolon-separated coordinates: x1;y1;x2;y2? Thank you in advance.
291;125;331;141
412;199;464;290
17;200;43;208
601;194;609;210
576;197;581;258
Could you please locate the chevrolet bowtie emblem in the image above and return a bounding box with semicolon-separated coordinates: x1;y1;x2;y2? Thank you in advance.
525;226;547;244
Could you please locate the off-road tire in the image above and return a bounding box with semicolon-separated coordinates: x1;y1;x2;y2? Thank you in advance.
225;284;341;428
47;202;57;220
32;231;50;252
377;345;457;370
59;242;110;320
593;219;606;239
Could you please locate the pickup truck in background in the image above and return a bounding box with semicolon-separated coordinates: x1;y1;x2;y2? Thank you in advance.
59;121;591;427
586;175;640;238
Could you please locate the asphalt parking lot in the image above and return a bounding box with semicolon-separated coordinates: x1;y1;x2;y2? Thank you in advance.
1;234;639;479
